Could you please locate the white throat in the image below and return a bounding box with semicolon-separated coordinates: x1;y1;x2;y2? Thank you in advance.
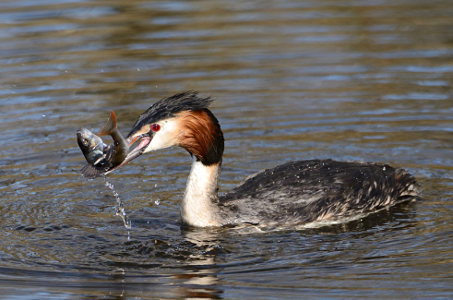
181;159;222;227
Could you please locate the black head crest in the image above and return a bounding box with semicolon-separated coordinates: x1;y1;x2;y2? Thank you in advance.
128;91;213;138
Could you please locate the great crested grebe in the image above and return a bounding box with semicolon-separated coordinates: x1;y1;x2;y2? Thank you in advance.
108;91;418;228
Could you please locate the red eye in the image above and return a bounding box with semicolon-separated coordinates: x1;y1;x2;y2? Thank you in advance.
151;123;160;132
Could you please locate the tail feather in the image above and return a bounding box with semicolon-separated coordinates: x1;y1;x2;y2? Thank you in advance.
395;168;419;200
98;110;117;136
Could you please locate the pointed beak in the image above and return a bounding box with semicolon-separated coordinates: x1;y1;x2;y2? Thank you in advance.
104;135;152;175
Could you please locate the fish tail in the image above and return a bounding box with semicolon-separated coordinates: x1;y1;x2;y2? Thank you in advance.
80;164;104;178
98;110;117;136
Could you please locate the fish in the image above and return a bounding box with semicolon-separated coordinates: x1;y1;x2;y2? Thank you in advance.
76;111;129;178
77;127;111;178
98;110;129;168
76;127;108;166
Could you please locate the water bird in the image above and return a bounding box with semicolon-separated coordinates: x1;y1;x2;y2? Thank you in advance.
107;91;418;228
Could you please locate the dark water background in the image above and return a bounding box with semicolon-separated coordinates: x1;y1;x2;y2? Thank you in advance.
1;0;452;298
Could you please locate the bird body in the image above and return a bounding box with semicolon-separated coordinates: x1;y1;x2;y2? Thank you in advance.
218;159;417;227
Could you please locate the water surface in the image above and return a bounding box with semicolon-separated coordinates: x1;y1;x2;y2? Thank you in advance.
0;0;452;298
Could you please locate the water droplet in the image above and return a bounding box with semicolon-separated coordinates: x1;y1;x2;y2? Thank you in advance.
104;177;131;230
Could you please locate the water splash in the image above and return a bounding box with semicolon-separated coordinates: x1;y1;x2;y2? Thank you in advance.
103;177;132;231
153;184;160;206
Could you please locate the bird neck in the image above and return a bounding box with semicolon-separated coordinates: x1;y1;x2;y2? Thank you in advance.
181;159;222;227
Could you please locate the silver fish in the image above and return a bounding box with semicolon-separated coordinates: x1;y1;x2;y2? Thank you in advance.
76;111;129;178
76;128;108;166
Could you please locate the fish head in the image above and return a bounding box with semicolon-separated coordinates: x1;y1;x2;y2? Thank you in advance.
77;128;94;148
77;128;106;165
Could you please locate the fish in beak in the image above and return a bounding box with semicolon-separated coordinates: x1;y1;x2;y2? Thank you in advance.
104;135;152;174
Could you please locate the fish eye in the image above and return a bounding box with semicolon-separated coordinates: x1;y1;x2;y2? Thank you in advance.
151;123;160;132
